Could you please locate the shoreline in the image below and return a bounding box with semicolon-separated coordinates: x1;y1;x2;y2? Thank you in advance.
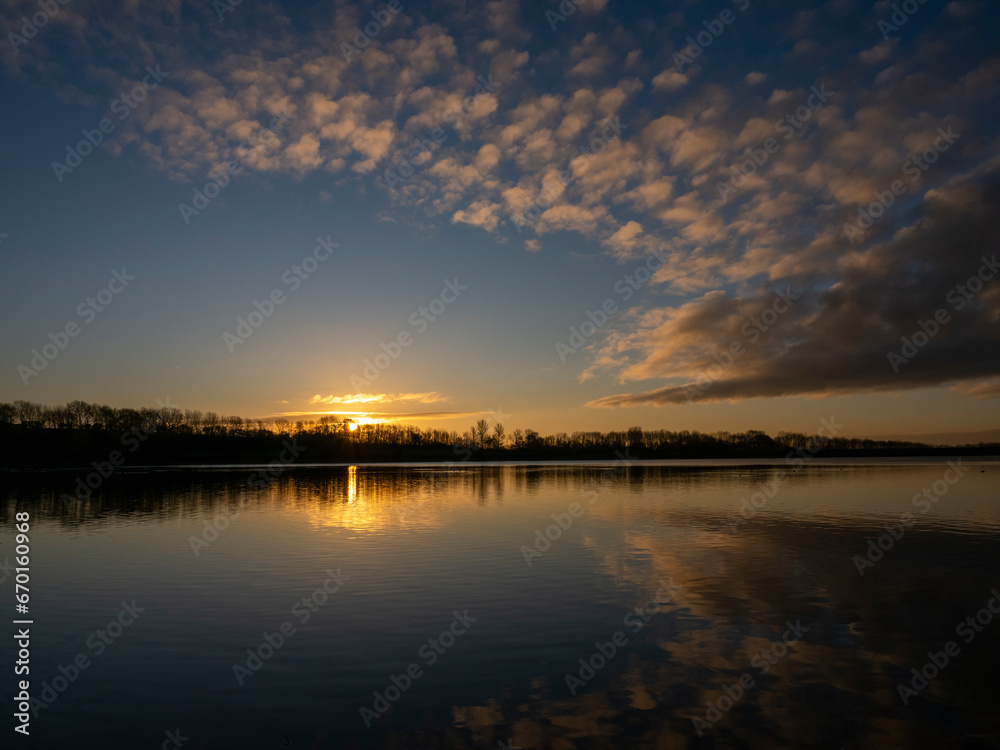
4;455;998;473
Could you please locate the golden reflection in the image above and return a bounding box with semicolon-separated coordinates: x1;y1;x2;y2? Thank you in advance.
347;464;358;503
299;468;449;532
295;466;509;533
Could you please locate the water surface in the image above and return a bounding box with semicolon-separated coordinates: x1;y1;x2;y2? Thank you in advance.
2;460;999;748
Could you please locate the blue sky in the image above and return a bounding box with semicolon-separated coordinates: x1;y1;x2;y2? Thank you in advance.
1;0;998;439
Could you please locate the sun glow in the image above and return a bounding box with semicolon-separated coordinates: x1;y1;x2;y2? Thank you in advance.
348;422;359;431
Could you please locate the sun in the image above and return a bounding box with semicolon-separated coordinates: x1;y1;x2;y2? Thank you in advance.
348;422;359;431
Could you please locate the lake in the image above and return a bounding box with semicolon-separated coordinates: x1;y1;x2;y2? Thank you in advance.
3;460;999;749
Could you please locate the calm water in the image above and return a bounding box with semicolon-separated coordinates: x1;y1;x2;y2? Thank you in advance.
2;461;999;749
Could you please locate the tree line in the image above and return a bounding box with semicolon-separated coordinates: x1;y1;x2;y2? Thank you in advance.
1;399;994;467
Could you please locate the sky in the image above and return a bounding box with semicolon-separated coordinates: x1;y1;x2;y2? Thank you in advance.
1;0;998;441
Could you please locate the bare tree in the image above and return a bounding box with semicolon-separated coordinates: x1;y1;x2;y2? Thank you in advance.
223;414;240;435
473;418;490;449
626;426;644;450
317;415;339;434
493;422;506;449
65;400;94;428
523;428;541;449
203;411;221;435
13;400;42;426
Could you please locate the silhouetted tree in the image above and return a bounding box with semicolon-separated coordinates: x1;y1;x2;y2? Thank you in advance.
2;398;983;467
626;426;644;450
473;419;490;449
522;429;542;450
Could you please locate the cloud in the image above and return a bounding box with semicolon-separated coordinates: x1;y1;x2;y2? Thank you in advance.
273;409;497;422
652;69;689;91
606;220;644;256
587;161;1000;407
310;392;450;405
452;199;502;231
946;1;987;18
8;0;999;413
579;0;610;14
567;34;613;78
951;377;1000;399
858;39;897;65
535;204;605;235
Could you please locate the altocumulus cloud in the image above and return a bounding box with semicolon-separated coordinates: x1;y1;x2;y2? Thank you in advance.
5;0;999;407
587;162;1000;407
